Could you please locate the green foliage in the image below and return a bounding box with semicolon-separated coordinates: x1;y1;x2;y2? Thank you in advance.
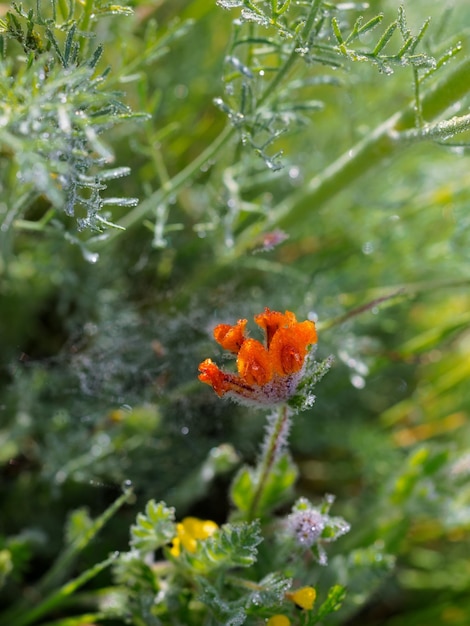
181;521;262;574
231;453;298;519
0;1;144;244
130;499;176;553
331;6;436;74
313;585;347;624
64;507;93;546
288;354;333;412
1;0;470;624
0;550;13;589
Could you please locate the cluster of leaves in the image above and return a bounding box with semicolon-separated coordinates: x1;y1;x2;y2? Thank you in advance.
113;495;350;626
0;1;142;242
213;1;440;174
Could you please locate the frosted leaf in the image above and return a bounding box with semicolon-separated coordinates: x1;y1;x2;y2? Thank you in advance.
216;0;244;8
241;8;270;27
99;166;131;180
225;55;254;78
101;197;139;207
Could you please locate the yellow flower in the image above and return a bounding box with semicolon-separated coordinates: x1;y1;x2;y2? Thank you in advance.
198;308;317;407
267;615;291;626
169;517;218;558
286;586;317;610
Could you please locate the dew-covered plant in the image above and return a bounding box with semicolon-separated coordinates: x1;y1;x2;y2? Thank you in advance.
2;310;354;626
0;0;147;260
1;0;470;625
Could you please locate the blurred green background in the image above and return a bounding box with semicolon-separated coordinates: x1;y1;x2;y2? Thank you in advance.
1;0;470;623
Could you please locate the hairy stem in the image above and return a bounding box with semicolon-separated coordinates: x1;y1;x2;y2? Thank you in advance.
395;112;470;143
248;404;290;522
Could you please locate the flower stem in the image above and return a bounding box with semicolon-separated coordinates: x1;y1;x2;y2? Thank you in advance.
248;404;290;522
105;124;236;242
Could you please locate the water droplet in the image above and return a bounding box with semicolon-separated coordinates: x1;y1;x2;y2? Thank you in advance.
81;248;99;264
241;8;269;26
225;55;254;78
362;241;374;255
121;479;133;494
251;592;261;606
216;0;243;8
351;374;366;389
55;470;67;484
289;166;300;180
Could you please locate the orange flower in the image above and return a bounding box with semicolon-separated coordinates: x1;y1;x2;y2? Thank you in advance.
213;319;247;353
198;308;317;406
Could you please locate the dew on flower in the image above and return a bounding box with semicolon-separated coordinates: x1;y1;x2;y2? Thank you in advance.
286;507;325;547
198;308;317;408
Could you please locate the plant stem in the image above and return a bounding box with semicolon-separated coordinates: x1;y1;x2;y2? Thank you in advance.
256;0;322;109
38;488;133;594
106;124;236;241
105;0;322;243
395;113;470;143
248;404;290;522
1;489;133;626
230;50;470;254
8;554;117;626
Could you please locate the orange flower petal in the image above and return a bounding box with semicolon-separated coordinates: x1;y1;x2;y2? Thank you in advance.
213;319;247;353
254;308;297;346
236;338;273;386
269;321;317;375
198;359;230;396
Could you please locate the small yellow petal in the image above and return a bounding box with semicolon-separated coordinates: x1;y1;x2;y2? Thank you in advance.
199;520;219;539
181;517;218;540
169;537;180;557
179;529;198;553
288;586;316;610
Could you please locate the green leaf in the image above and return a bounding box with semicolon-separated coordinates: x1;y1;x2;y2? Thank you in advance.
198;578;247;626
130;500;176;554
256;453;298;517
230;466;256;514
288;355;333;412
64;508;93;546
113;550;158;592
0;550;13;589
312;585;346;623
248;572;292;607
182;521;262;574
231;454;297;519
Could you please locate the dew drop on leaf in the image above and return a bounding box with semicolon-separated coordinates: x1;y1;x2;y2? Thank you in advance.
121;479;133;494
